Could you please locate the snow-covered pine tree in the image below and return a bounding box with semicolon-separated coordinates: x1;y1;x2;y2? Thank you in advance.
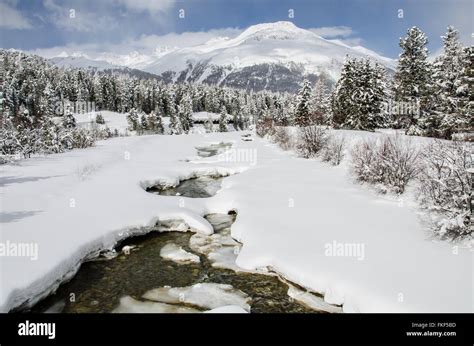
331;57;356;128
95;112;105;124
219;105;228;132
393;27;433;132
457;46;474;131
146;111;157;132
40;82;57;119
62;104;76;129
126;108;139;131
40;117;63;154
310;75;331;125
241;103;251;130
332;58;386;131
432;26;468;138
139;112;148;134
169;104;183;135
155;108;165;134
178;93;193;133
294;79;313;127
0;116;21;157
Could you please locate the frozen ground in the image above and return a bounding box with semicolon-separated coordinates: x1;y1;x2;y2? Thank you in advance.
0;129;472;312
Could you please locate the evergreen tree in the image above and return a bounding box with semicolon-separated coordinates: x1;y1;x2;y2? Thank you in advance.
139;113;148;134
178;93;193;133
294;79;313;126
0;117;21;156
126;108;139;131
310;76;331;125
40;117;63;154
169;105;183;135
458;46;474;130
432;26;469;138
62;104;76;129
331;58;387;131
95;112;105;124
219;105;228;132
155;108;165;134
393;27;433;132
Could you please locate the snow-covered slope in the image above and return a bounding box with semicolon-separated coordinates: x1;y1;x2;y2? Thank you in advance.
143;22;395;92
49;54;161;80
50;54;122;70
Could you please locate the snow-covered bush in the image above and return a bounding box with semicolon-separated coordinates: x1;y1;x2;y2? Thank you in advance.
296;126;329;158
95;113;105;124
417;140;472;238
350;135;420;193
71;128;95;149
322;135;346;166
272;126;293;150
0;118;21;158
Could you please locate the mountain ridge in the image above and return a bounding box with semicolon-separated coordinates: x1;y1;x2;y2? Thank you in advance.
48;21;395;92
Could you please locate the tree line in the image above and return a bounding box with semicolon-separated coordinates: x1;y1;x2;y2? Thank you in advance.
287;26;472;139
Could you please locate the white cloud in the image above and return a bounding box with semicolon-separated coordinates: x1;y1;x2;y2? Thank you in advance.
0;3;32;29
117;0;176;14
308;26;363;47
43;0;118;32
308;26;354;38
31;27;243;68
328;37;363;47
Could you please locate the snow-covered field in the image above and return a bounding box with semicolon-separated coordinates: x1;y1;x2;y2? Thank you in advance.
0;129;472;312
74;110;131;135
74;111;234;135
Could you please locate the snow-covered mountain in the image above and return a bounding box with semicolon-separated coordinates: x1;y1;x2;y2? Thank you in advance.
142;21;395;92
49;53;121;70
49;53;161;80
48;22;396;92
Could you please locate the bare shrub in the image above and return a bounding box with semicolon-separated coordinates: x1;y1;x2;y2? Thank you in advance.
417;140;472;238
322;135;346;165
256;117;274;138
350;135;420;193
296;126;329;158
350;139;378;182
272;126;293;150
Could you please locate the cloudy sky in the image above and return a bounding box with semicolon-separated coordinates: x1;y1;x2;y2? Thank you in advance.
0;0;472;61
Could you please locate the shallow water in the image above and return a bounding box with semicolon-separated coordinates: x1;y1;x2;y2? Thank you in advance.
31;213;321;313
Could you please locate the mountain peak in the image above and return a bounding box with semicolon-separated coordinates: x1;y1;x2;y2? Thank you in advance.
237;21;314;41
